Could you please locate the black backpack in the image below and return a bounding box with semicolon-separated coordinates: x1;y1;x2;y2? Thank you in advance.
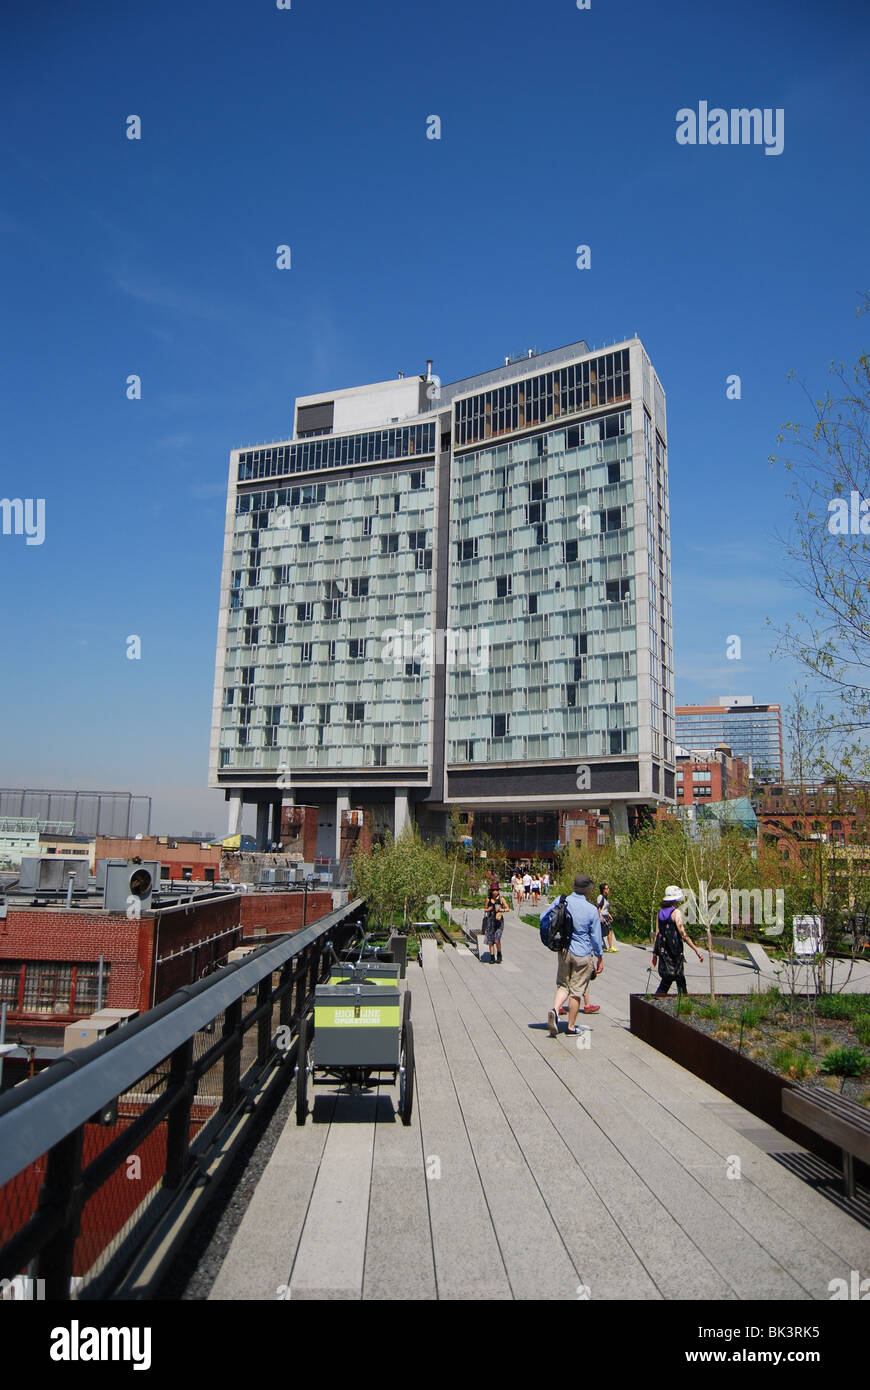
656;915;684;976
539;895;572;952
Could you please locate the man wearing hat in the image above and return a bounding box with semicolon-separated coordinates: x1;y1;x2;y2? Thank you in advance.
547;874;604;1036
652;886;704;995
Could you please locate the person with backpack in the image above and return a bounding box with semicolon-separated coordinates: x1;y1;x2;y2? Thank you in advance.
546;874;604;1035
651;886;703;994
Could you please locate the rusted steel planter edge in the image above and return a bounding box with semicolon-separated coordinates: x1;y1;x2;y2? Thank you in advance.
629;993;870;1187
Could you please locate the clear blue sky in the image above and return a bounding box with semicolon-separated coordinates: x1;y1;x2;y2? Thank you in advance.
1;0;867;833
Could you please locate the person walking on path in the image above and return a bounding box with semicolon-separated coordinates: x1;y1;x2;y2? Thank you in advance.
483;882;509;964
514;873;524;908
597;882;618;952
547;874;604;1035
531;872;541;906
542;871;551;900
651;886;703;995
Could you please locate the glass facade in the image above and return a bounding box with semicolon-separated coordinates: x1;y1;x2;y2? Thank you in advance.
237;422;436;481
676;706;783;781
220;460;436;771
447;408;639;764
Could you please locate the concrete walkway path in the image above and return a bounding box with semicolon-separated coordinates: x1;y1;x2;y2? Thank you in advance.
209;907;869;1301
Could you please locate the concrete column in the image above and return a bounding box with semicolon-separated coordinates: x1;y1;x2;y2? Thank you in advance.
227;790;243;838
255;803;270;852
394;791;411;838
270;800;283;847
335;789;351;861
610;802;630;846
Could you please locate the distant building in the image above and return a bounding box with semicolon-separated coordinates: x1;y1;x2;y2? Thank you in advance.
755;780;870;859
95;836;223;883
674;744;750;806
0;789;151;839
675;698;783;781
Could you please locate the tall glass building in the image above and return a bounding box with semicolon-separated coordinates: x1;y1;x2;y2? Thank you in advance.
676;698;784;782
209;338;675;854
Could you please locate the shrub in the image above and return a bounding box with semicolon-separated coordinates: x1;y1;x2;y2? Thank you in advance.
697;1001;721;1020
820;1046;870;1077
856;1017;870;1047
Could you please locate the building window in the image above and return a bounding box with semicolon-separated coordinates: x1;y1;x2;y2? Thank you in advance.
350;577;369;597
496;575;512;597
301;642;312;662
296;602;313;622
349;639;366;659
409;530;427;550
564;540;578;563
346;702;365;722
300;524;310;542
380;534;399;555
493;714;509;738
458;538;478;561
374;745;388;766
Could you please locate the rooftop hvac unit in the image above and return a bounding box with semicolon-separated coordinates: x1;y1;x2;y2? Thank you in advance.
259;868;276;885
103;861;160;913
19;857;90;893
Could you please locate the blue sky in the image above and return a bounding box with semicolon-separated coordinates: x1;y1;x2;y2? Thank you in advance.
1;0;868;833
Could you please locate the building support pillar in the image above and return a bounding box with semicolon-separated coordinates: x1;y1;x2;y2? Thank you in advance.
271;800;283;848
394;791;411;839
335;789;351;862
255;803;270;852
227;790;243;839
610;801;630;846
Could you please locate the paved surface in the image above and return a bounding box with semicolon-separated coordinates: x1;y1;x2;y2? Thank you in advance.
209;910;870;1301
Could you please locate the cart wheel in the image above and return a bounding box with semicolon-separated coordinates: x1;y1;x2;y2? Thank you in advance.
399;1019;415;1125
296;1014;311;1125
402;989;412;1027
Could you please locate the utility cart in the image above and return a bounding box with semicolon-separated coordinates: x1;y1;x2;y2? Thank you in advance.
295;938;414;1125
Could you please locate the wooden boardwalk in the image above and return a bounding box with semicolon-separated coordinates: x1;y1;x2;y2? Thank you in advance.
209;911;869;1301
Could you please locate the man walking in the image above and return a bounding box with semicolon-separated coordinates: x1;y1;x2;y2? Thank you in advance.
547;874;604;1036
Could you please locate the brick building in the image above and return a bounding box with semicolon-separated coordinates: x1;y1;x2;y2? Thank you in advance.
673;744;750;807
95;836;223;882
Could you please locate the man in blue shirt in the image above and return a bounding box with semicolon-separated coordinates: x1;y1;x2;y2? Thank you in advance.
547;874;604;1036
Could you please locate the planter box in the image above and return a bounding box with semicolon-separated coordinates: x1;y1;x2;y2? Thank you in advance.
629;994;870;1187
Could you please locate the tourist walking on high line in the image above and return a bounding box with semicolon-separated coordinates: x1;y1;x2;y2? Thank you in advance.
597;882;618;952
547;874;604;1035
483;882;509;964
513;873;524;907
651;886;703;995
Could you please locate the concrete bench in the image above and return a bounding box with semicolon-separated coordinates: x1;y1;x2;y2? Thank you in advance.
782;1083;870;1200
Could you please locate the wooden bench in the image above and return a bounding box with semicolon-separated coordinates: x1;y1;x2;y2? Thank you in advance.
782;1083;870;1200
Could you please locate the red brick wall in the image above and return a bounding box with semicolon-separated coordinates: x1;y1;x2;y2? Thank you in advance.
96;838;221;881
0;908;146;1019
152;894;243;1002
239;890;333;937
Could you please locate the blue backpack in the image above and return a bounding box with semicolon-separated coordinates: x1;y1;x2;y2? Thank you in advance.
539;895;572;952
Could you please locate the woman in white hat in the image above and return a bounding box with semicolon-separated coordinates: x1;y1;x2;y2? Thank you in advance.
651;885;703;995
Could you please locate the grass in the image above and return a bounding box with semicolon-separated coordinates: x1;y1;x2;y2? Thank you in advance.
770;1047;814;1080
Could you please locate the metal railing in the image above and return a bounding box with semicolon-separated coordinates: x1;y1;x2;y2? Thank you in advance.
0;899;365;1300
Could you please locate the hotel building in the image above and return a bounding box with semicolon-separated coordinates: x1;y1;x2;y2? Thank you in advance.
209;337;675;857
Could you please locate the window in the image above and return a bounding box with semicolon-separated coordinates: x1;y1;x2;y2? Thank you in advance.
458;538;478;561
607;462;620;485
324;599;341;619
350;577;369;597
493;713;509;737
346;702;365;722
564;540;578;563
528;594;537;615
416;549;432;571
410;470;423;489
300;524;310;542
605;579;631;602
600;507;622;532
363;515;374;537
290;705;303;723
380;534;399;555
496;575;512;597
349;639;366;659
301;642;312;662
409;530;427;550
297;602;313;622
374;745;388;766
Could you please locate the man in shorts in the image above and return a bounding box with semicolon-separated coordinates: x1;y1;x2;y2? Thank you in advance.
547;874;604;1035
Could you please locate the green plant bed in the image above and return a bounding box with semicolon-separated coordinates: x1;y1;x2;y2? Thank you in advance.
643;991;870;1102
